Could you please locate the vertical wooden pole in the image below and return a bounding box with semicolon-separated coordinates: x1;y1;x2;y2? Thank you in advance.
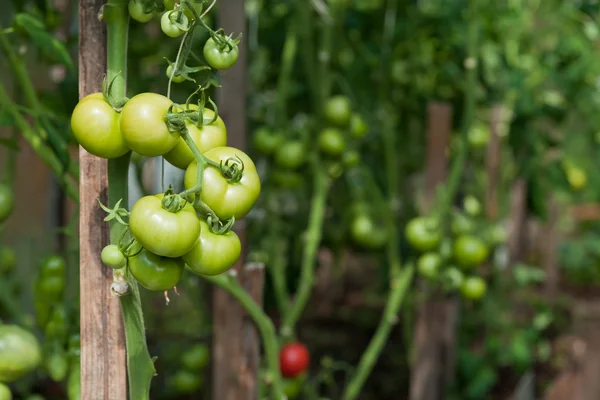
410;101;456;400
212;1;264;399
78;1;127;399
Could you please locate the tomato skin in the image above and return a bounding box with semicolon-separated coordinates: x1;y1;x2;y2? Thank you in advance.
342;150;360;167
417;253;442;279
460;276;487;300
323;96;352;126
129;194;201;258
166;65;186;83
40;255;67;277
0;184;14;224
128;0;154;22
203;37;239;70
183;0;204;19
566;167;587;190
453;235;489;268
463;195;481;216
0;247;16;275
181;343;210;371
100;245;126;269
0;383;10;400
0;325;42;382
279;343;310;378
350;214;387;249
38;276;66;299
129;248;184;291
253;127;282;155
71;93;129;159
468;122;491;148
349;114;368;139
184;147;261;220
405;217;441;252
318;128;346;156
183;219;241;276
451;212;475;236
274;141;305;169
164;107;227;170
163;0;175;9
120;93;178;156
161;11;189;38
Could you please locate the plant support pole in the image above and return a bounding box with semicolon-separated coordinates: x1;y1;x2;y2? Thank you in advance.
78;0;127;398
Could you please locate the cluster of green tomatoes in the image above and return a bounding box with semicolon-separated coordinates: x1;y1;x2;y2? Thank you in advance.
405;196;507;300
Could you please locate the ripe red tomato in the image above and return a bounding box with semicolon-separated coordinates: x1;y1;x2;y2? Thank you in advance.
279;342;310;378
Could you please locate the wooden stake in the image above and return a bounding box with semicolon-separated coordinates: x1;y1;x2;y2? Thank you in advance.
78;1;127;398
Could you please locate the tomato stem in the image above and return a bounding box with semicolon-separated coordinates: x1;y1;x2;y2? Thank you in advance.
202;273;286;400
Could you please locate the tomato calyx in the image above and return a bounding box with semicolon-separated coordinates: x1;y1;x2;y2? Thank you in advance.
219;155;245;183
101;73;128;111
98;198;129;225
208;29;241;55
165;60;211;84
165;9;190;32
160;186;190;213
206;214;236;235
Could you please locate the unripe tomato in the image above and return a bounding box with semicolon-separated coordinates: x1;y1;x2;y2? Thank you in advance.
253;127;282;155
170;369;203;393
40;255;67;278
164;106;227;170
283;376;304;399
417;252;442;279
451;212;475;236
349;114;368;139
443;266;464;290
0;383;11;400
342;150;360;167
279;342;310;378
467;122;491;149
0;325;42;382
203;37;239;70
70;93;129;159
183;219;241;276
566;167;587;190
463;195;481;216
453;235;489;268
350;214;387;249
101;245;126;269
183;0;204;19
485;224;507;247
163;0;175;9
181;343;210;371
128;0;154;23
120;92;179;156
161;11;189;38
37;276;66;299
166;65;186;83
184;147;261;220
0;184;14;224
405;217;441;252
318;128;346;156
274;141;306;170
129;194;200;258
460;276;487;300
0;247;16;274
323;96;352;126
129;249;184;291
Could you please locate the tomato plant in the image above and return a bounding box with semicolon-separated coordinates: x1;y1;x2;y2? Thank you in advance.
128;0;154;23
166;64;186;83
453;235;489;268
318;128;346;156
460;276;487;300
405;217;442;252
129;194;201;258
417;252;442;279
128;248;184;291
184;146;261;219
183;219;241;276
120;92;179;156
203;37;239;70
349;114;368;139
160;10;189;38
349;213;387;249
323;95;352;126
279;342;310;378
70;93;129;159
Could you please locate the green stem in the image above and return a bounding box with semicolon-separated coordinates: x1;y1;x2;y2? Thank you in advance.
0;82;79;201
178;128;207;198
275;29;297;129
280;169;330;338
341;266;414;400
105;2;155;399
203;274;285;400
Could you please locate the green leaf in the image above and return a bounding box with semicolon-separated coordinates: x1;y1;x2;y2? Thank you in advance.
13;13;73;70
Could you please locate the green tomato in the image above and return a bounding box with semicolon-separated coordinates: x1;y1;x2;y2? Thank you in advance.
318;128;346;156
451;212;475;236
183;219;241;276
163;0;175;9
170;369;203;394
272;170;304;189
463;195;481;216
485;224;507;247
467;122;491;149
417;252;442;279
129;194;201;258
0;325;42;382
0;247;16;275
460;276;487;300
184;146;261;220
37;276;66;300
181;343;210;371
120;92;179;156
405;217;441;252
253;127;282;155
350;213;388;249
0;184;14;224
443;267;464;290
283;377;304;399
203;37;239;70
70;93;129;159
101;245;126;269
349;114;368;139
342;150;360;167
183;0;204;19
40;255;66;278
166;65;186;83
164;107;227;170
453;235;489;268
161;11;189;38
274;141;305;170
566;167;587;190
129;249;184;291
323;95;352;126
128;0;154;23
0;383;11;400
